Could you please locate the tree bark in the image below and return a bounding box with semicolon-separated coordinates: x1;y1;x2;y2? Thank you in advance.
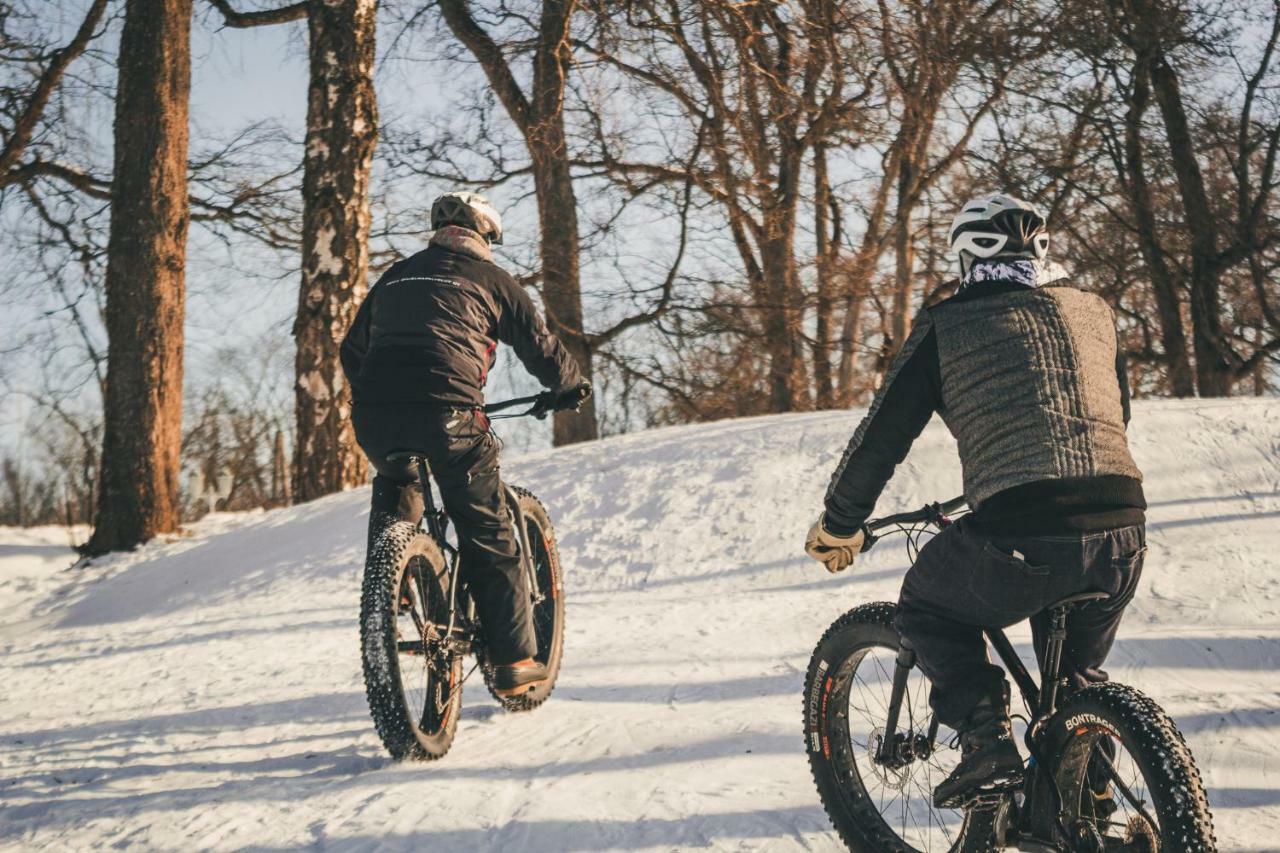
889;165;916;352
86;0;192;555
530;120;598;445
291;0;378;502
812;142;836;409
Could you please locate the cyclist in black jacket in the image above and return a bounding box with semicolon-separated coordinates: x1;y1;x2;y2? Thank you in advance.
805;194;1145;810
341;191;590;697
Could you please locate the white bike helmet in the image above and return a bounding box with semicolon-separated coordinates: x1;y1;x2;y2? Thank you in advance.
431;191;504;245
949;193;1049;276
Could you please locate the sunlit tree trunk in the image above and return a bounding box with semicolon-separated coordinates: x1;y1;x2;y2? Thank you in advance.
87;0;192;554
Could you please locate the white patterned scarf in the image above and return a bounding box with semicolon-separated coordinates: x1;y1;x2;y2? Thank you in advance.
961;258;1068;290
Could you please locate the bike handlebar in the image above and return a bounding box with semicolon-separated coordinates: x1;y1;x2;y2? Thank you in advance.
482;393;548;415
482;392;560;420
860;496;968;551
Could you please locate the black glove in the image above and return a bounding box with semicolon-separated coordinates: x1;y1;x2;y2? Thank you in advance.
553;381;592;412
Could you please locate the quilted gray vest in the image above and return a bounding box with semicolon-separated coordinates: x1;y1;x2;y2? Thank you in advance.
929;286;1142;507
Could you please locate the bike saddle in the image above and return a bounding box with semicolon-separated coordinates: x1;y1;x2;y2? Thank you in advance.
1046;590;1111;612
385;450;431;463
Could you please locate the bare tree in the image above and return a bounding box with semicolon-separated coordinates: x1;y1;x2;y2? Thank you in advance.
435;0;600;444
587;0;877;412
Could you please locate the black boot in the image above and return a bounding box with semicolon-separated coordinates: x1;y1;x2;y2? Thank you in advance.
933;693;1024;808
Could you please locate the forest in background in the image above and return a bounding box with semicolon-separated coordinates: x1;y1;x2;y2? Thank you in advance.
1;0;1277;545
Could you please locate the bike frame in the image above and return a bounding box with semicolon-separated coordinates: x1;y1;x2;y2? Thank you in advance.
876;614;1067;845
875;581;1157;846
411;455;545;655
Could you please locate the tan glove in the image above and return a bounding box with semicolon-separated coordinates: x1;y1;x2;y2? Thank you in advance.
805;515;866;574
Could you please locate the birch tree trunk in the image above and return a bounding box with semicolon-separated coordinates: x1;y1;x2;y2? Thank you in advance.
86;0;192;555
291;0;378;501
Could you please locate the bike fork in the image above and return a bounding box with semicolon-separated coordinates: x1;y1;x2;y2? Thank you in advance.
876;641;916;763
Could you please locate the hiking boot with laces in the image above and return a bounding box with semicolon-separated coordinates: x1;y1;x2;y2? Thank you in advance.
933;696;1024;808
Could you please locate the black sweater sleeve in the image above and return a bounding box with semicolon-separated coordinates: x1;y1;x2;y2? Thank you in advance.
1116;347;1132;426
340;286;376;393
494;273;584;391
823;315;941;535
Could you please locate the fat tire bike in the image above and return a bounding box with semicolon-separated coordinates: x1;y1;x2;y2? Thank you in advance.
804;497;1216;852
360;393;566;761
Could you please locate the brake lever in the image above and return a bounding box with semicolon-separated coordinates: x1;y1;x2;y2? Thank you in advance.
529;392;556;421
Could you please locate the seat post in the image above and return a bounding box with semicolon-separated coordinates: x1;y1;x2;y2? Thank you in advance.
1038;606;1070;717
416;458;444;540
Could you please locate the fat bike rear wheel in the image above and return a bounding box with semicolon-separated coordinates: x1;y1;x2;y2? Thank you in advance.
360;522;463;760
1044;683;1216;851
805;602;1003;852
481;487;566;711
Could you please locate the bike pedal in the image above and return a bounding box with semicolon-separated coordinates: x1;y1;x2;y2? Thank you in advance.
966;792;1006;808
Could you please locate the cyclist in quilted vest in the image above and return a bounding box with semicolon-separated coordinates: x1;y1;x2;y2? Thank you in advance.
805;194;1145;809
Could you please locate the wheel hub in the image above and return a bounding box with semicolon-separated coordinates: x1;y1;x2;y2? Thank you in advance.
866;727;911;790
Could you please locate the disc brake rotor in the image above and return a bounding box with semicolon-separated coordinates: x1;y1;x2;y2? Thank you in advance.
866;726;911;791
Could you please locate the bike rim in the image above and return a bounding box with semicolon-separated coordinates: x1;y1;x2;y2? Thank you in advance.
831;642;967;851
395;554;454;736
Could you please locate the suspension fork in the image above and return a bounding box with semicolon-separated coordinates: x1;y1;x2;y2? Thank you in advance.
504;484;543;601
876;640;917;763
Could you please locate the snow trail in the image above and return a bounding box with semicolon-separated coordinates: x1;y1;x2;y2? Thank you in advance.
1;399;1278;851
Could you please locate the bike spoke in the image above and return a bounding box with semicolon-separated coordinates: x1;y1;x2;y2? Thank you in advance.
1098;745;1160;838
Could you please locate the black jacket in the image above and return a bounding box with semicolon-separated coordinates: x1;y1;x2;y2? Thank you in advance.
340;245;583;407
824;278;1145;538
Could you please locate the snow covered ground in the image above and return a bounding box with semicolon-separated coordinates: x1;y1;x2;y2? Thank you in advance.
1;399;1277;852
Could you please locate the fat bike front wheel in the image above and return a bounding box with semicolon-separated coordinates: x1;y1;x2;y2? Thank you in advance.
805;602;1002;852
360;522;463;760
481;487;566;711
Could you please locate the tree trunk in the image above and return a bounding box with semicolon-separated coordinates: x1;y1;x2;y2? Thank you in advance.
812;143;835;409
1123;58;1195;396
889;201;915;351
1146;53;1237;396
291;0;377;502
759;234;805;412
439;0;599;445
836;150;898;403
85;0;191;555
531;138;598;445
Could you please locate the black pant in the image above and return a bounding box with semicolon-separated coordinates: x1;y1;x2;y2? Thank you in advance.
894;516;1145;729
353;404;536;664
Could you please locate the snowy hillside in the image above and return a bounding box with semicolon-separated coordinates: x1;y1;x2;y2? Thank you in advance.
1;399;1278;851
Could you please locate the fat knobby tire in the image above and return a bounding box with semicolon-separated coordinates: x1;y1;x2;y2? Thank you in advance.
804;602;999;852
480;487;566;712
360;520;461;761
1045;682;1217;850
